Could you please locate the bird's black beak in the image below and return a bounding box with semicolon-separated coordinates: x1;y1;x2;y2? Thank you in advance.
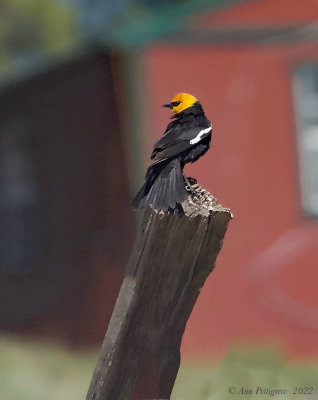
162;102;173;109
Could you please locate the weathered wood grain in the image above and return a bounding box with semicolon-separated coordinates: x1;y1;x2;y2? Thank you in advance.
87;186;231;400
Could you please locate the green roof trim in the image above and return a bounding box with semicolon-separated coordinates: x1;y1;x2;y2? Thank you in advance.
105;0;246;47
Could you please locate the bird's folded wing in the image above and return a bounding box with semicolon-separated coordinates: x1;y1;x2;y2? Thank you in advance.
150;140;192;166
149;125;212;167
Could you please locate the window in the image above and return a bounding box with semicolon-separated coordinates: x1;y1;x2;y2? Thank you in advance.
293;63;318;217
0;117;40;274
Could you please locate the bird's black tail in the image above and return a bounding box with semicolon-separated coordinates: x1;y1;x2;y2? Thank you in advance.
132;159;188;212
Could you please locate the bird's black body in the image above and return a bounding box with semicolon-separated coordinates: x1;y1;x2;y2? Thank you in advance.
133;101;212;212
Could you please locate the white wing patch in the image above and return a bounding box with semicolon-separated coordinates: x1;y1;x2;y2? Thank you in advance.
190;126;212;145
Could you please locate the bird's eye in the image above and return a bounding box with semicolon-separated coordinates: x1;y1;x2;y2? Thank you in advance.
173;101;181;107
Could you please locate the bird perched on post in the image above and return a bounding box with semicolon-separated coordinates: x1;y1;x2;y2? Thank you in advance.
132;93;212;212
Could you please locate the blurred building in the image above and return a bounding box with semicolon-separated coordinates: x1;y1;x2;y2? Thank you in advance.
1;0;318;357
138;0;318;358
0;1;135;344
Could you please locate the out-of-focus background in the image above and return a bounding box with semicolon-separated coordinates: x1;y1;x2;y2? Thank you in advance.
1;0;318;399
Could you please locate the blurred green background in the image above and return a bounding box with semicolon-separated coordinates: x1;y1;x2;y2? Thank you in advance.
2;335;318;400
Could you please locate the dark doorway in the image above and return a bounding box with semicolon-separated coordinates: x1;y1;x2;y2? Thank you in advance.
0;51;133;344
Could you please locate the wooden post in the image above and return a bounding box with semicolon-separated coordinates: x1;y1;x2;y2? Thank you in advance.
87;183;232;400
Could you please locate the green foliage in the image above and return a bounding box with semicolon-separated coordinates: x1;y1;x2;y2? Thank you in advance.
0;0;76;77
1;336;317;400
172;346;318;400
0;335;97;400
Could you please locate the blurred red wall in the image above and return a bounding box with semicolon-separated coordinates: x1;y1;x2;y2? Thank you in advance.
141;0;318;358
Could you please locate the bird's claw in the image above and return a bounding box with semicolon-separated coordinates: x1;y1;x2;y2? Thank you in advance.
186;177;197;185
184;176;198;192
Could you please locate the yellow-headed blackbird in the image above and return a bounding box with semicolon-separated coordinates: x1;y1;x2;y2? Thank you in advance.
132;93;212;212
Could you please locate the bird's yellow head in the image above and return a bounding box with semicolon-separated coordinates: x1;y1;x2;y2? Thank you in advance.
163;93;198;114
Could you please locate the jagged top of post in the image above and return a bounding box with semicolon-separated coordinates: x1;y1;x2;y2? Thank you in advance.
147;180;232;218
181;181;233;218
